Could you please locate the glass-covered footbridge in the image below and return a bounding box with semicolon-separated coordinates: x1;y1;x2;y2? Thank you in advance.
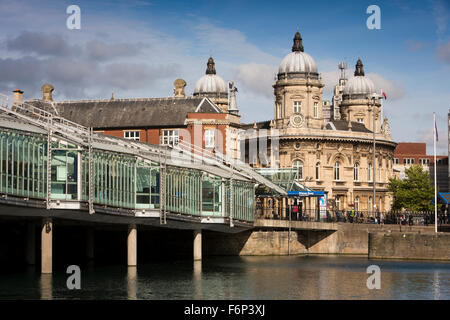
0;94;286;231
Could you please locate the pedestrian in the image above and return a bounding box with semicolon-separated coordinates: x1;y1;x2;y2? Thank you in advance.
380;212;384;225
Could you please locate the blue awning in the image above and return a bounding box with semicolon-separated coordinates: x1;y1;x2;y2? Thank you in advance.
431;192;450;204
288;190;325;197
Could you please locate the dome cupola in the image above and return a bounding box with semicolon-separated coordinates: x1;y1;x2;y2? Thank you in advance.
277;30;318;80
194;56;227;97
343;58;376;97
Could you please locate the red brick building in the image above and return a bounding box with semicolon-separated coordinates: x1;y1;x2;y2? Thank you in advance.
394;142;447;166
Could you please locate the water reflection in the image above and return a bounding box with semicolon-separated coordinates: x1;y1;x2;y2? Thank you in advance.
193;261;203;299
126;267;137;300
433;270;441;300
1;256;449;300
40;274;52;300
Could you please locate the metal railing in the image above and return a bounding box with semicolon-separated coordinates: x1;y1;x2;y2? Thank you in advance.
255;205;450;226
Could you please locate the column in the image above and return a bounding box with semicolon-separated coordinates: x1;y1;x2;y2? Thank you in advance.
86;228;94;261
193;229;202;261
26;222;36;265
127;224;137;267
41;217;52;274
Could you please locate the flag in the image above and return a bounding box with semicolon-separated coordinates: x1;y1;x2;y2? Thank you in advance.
381;90;387;99
435;117;439;141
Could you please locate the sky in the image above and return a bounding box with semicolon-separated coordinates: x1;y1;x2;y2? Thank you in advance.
0;0;449;154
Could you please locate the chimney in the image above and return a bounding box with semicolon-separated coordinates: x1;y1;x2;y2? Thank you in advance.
41;83;54;101
173;79;186;98
12;89;24;111
13;89;24;104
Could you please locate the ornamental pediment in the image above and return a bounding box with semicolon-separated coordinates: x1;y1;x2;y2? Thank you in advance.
290;94;305;99
312;95;320;100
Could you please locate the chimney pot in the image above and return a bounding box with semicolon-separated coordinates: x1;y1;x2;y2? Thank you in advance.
41;83;54;101
12;89;24;110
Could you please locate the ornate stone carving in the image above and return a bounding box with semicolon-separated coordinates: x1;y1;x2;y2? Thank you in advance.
289;114;305;128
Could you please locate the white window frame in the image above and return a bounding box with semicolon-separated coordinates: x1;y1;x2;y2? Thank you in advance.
204;129;215;148
368;163;372;182
162;129;179;146
124;130;140;141
354;163;359;181
393;158;399;164
357;118;364;123
334;162;340;181
293;101;302;114
293;160;303;180
313;102;318;118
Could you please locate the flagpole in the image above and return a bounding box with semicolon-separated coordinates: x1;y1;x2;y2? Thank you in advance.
434;112;438;233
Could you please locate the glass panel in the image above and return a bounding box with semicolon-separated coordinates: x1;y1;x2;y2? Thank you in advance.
201;174;222;216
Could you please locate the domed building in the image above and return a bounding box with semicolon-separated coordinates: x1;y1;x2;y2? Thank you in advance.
245;30;397;216
193;56;229;112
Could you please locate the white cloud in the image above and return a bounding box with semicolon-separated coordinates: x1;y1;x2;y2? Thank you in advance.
431;0;450;35
233;63;276;99
366;73;405;100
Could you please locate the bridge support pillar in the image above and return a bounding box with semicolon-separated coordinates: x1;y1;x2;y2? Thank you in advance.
127;224;137;266
193;229;202;261
26;222;36;265
41;218;52;274
86;228;94;260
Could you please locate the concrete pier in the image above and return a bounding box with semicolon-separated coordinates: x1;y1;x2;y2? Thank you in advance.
193;229;202;261
127;224;137;266
26;222;35;265
41;218;52;274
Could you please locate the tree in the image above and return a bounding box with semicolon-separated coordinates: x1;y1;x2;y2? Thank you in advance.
388;165;435;211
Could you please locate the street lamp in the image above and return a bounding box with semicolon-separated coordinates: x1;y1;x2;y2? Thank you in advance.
369;93;382;218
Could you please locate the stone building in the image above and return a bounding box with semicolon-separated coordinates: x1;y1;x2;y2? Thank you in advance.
244;30;397;214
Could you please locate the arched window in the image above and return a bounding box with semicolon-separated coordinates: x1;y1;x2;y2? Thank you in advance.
354;163;359;181
315;162;320;180
293;160;303;180
368;163;372;182
334;162;340;181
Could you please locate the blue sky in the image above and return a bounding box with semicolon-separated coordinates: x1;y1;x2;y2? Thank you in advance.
0;0;449;153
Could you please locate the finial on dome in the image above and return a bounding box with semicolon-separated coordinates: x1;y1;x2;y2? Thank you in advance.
206;56;216;75
292;30;304;52
354;58;365;76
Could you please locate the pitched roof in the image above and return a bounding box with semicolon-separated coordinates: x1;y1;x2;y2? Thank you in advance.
394;142;426;156
241;120;272;130
326;120;372;133
26;97;222;129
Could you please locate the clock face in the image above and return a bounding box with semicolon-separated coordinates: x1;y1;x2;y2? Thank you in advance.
290;114;305;128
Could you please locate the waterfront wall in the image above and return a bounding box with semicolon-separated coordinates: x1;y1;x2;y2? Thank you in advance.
368;232;450;260
306;223;435;255
204;230;308;256
204;223;436;257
